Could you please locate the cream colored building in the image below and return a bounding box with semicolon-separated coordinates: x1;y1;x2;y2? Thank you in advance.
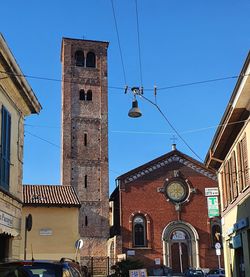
205;52;250;277
0;33;41;259
21;185;81;260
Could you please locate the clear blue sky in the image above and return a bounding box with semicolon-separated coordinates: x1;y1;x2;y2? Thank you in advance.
2;0;250;193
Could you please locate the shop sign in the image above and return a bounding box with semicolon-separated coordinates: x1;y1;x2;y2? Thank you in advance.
233;218;249;231
205;187;219;196
232;234;242;249
207;196;219;218
0;210;13;228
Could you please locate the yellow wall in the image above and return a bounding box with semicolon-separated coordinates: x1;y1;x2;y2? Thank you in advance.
218;121;250;277
21;206;80;260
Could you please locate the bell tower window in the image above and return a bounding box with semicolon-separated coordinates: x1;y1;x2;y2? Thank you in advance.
79;89;85;100
75;50;84;67
86;52;96;68
86;90;92;101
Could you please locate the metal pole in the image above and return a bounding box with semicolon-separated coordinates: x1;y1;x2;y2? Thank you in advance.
218;254;221;269
24;227;27;260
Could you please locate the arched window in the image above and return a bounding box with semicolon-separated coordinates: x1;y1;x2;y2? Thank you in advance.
75;50;84;66
79;89;85;100
86;90;92;101
86;52;96;68
133;216;146;247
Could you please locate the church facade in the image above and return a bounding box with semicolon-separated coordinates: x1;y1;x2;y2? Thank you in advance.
109;145;222;274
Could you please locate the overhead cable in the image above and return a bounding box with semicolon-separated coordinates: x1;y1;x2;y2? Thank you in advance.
1;70;249;92
135;0;143;86
110;0;127;85
140;94;203;161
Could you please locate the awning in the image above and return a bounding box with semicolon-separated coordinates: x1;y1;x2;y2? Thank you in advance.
0;225;19;237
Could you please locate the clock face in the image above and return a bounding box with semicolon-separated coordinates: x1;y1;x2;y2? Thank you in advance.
166;181;187;202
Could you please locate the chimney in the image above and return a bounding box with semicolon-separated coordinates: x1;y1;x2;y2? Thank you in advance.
172;144;176;151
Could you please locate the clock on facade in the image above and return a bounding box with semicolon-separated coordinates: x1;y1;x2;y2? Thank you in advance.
165;180;188;203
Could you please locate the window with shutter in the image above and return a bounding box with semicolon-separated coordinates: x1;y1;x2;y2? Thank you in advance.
0;106;11;190
242;133;249;189
236;142;243;192
232;151;238;199
220;170;228;209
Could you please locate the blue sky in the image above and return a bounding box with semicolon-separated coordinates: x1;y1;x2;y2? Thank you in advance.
1;0;250;193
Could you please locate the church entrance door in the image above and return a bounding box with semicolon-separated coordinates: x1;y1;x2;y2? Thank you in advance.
171;241;189;273
170;230;190;273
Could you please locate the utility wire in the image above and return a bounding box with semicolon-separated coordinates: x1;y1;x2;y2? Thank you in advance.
135;0;143;86
140;94;203;161
25;119;248;135
25;130;61;149
110;0;127;85
1;69;248;92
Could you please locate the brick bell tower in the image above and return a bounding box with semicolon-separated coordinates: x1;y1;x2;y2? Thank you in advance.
61;38;109;258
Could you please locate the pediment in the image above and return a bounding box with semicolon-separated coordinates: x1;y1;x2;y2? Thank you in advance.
121;153;217;185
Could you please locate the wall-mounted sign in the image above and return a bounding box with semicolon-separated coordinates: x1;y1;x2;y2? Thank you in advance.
39;228;53;236
129;269;147;277
127;250;135;256
0;210;13;228
205;188;219;196
154;258;161;265
207;196;219;218
216;248;221;256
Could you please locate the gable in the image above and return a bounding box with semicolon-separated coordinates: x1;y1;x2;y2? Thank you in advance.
120;153;217;185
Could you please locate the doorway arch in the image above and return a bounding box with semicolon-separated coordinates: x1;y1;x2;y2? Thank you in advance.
162;221;199;273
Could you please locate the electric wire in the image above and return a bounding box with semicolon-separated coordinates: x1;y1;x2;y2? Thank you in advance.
24;119;248;135
135;0;143;86
140;94;203;161
25;130;61;149
110;0;127;85
1;69;248;92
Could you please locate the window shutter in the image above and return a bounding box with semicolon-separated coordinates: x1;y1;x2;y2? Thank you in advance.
236;142;243;192
221;170;228;209
242;133;249;188
0;107;11;190
225;161;231;202
232;151;238;199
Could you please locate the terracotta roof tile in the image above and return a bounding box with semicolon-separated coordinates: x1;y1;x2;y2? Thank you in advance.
23;185;81;207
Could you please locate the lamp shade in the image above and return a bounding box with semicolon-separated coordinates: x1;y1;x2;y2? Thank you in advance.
128;99;142;118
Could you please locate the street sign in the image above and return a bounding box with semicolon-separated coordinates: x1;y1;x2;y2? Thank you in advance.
216;248;221;256
207;196;219;218
215;242;221;249
205;187;219;196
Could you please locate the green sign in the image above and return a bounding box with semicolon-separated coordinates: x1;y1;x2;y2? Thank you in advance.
207;196;219;218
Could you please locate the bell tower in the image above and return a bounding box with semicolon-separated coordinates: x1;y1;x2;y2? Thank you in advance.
61;38;109;257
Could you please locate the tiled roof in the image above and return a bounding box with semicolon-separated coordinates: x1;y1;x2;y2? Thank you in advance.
23;185;81;207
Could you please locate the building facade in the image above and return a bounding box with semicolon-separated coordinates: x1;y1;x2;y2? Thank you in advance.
60;38;110;260
110;146;222;274
21;185;81;260
205;52;250;277
0;33;41;259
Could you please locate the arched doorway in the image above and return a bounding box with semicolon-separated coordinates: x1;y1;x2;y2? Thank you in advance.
162;221;199;274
